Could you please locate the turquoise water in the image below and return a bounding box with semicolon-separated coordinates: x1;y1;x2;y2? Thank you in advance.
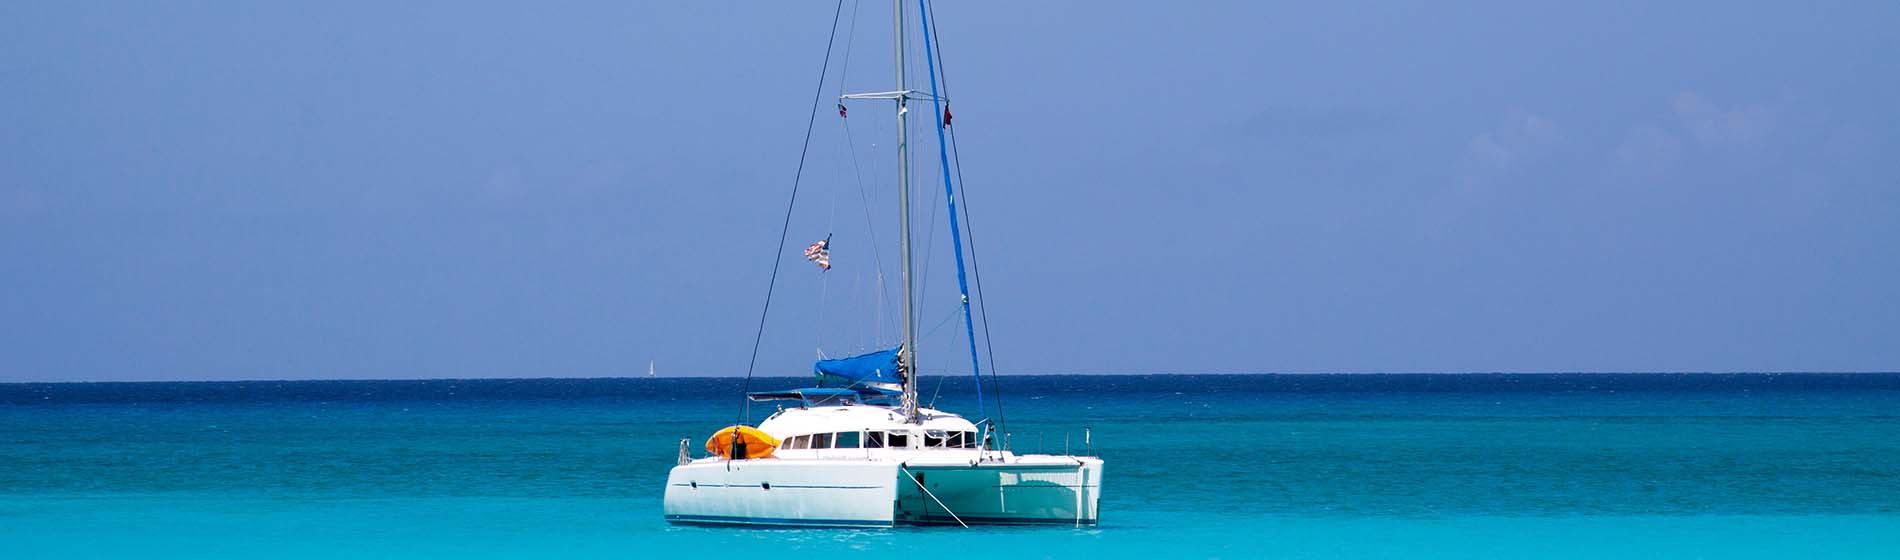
4;374;1899;558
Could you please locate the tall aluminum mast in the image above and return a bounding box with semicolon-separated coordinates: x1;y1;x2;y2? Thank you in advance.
893;0;919;423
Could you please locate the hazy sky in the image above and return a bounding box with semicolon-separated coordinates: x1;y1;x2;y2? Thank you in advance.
3;1;1896;381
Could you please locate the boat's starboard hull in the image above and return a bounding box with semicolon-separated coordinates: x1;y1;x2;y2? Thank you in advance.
896;457;1102;526
663;456;1102;528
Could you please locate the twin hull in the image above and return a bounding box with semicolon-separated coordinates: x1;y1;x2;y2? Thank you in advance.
663;457;1102;527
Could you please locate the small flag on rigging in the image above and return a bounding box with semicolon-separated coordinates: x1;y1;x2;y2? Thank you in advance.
942;105;952;127
838;104;848;119
803;237;831;271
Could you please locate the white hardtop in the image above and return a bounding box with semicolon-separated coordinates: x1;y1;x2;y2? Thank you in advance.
757;404;976;440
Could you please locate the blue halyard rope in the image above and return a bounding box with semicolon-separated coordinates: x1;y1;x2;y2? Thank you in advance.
918;0;985;422
924;0;1007;436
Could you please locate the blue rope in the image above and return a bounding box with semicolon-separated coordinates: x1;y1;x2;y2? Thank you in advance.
924;0;1006;435
918;0;984;422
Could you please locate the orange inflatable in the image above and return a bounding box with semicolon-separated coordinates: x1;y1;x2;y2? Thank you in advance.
705;425;780;459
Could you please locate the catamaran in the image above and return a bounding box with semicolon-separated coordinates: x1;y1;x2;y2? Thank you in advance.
662;0;1103;528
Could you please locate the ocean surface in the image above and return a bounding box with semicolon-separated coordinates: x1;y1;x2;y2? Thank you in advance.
3;373;1899;559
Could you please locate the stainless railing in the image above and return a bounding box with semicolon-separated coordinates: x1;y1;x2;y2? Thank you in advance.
1004;426;1094;457
677;438;692;465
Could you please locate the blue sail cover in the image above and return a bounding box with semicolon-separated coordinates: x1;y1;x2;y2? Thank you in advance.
815;347;904;386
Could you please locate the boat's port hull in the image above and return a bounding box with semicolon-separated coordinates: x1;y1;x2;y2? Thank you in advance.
663;455;1102;528
663;460;899;527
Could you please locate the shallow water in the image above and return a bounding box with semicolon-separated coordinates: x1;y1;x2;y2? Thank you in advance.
4;374;1898;558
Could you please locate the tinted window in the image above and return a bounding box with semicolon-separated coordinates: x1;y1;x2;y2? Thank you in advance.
836;431;861;448
887;432;908;448
964;431;979;449
811;433;833;449
865;432;886;448
785;435;807;450
945;432;964;448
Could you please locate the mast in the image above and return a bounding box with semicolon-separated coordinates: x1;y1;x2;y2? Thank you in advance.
893;0;919;422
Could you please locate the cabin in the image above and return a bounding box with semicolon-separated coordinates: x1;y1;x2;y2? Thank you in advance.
751;390;986;456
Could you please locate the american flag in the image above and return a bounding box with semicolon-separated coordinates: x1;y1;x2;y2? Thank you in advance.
803;238;831;271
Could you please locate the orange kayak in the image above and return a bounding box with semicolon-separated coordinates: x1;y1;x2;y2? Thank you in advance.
705;425;780;459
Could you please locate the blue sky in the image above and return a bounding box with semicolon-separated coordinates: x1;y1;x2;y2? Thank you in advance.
2;1;1896;381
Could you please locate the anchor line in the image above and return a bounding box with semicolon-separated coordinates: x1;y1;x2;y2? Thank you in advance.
899;465;967;528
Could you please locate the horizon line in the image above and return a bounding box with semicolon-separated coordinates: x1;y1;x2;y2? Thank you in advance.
5;370;1899;385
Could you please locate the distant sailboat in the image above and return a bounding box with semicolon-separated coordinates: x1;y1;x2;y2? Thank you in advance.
647;360;656;379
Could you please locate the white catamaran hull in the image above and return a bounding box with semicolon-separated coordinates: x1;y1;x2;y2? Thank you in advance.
664;456;1102;527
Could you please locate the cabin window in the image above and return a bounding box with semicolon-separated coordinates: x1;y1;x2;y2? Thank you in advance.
924;430;946;448
810;432;833;449
887;431;909;448
865;431;886;448
836;431;861;449
945;431;964;449
785;435;808;450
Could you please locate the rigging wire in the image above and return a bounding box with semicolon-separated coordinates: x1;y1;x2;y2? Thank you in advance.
736;0;848;426
904;10;925;352
917;0;987;424
918;305;963;340
847;269;862;354
925;308;971;409
925;0;1007;435
837;0;859;100
813;231;832;356
819;0;864;358
915;13;945;319
836;1;884;327
815;159;842;355
929;364;948;408
841;124;894;345
868;139;889;346
837;53;895;346
916;138;944;310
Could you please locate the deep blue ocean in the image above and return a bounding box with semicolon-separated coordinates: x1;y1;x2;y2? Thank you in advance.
4;374;1899;558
